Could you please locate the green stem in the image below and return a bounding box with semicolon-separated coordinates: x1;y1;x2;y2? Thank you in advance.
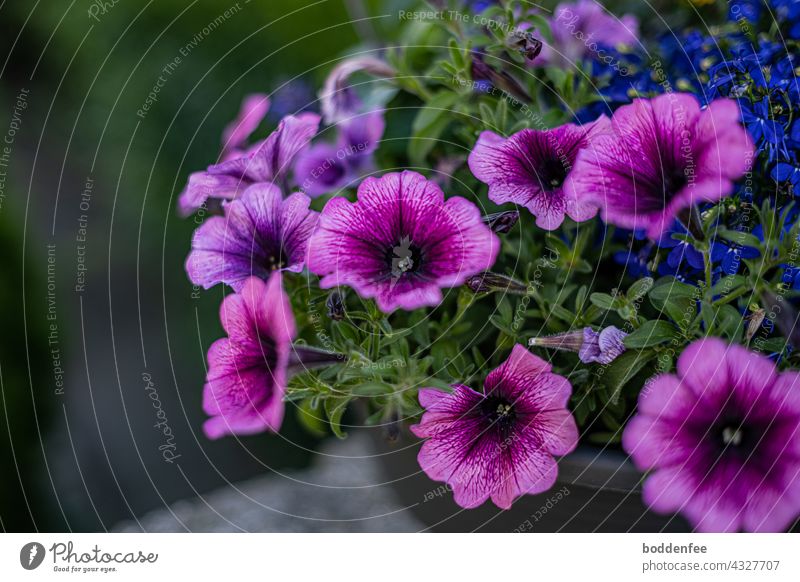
713;284;753;306
370;322;381;362
703;249;714;298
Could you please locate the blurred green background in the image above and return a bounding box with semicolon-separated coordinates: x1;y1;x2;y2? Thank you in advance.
0;0;410;532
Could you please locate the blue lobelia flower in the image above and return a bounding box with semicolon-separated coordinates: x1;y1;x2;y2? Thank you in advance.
771;161;800;190
771;0;800;39
710;238;761;276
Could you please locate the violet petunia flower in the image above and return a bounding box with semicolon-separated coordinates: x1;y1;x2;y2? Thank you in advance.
178;112;320;217
202;273;295;439
468;117;610;230
568;93;754;239
221;93;270;159
539;0;639;68
307;170;500;312
411;344;579;509
528;325;627;364
622;338;800;532
294;110;385;197
186;183;318;292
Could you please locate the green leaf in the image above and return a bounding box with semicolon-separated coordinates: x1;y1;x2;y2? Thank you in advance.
711;275;746;298
412;91;459;134
550;303;577;324
381;328;413;346
649;278;698;327
489;314;515;335
714;304;744;340
623;320;677;348
627;277;654;302
590;292;622;310
601;349;657;403
574;285;588;313
408;113;452;166
717;229;762;250
496;295;513;323
351;382;393;396
324;397;352;439
296;398;327;438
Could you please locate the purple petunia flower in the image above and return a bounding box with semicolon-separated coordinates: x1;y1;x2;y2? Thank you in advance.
306;170;500;312
622;338;800;532
178;112;320;217
568;94;754;239
539;0;639;68
528;325;627;364
185;183;318;292
202;273;295;439
220;93;270;159
294;110;385;197
468;117;610;230
411;344;579;509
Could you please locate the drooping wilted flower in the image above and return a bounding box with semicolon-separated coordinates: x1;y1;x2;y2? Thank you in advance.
185;183;318;292
568;94;754;239
529;326;627;364
468;117;610;230
319;56;394;124
623;338;800;532
203;274;295;439
178;112;320;217
307;170;499;312
411;344;579;509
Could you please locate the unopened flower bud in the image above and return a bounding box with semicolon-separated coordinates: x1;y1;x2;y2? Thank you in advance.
529;326;627;364
326;291;345;321
510;30;542;62
466;271;528;295
482;210;520;234
384;410;401;443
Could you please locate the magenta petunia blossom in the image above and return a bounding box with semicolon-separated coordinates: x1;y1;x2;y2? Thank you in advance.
306;170;499;312
411;344;579;509
539;0;639;68
468;117;610;230
186;183;318;292
178;112;320;217
568;93;754;239
622;338;800;532
202;273;296;439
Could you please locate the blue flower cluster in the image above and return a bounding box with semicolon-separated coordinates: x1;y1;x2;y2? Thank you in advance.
576;2;800;289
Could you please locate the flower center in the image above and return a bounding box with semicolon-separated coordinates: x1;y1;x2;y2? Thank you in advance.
537;158;569;191
715;421;754;455
480;395;517;432
388;236;422;278
663;169;688;198
722;426;743;447
264;252;287;271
